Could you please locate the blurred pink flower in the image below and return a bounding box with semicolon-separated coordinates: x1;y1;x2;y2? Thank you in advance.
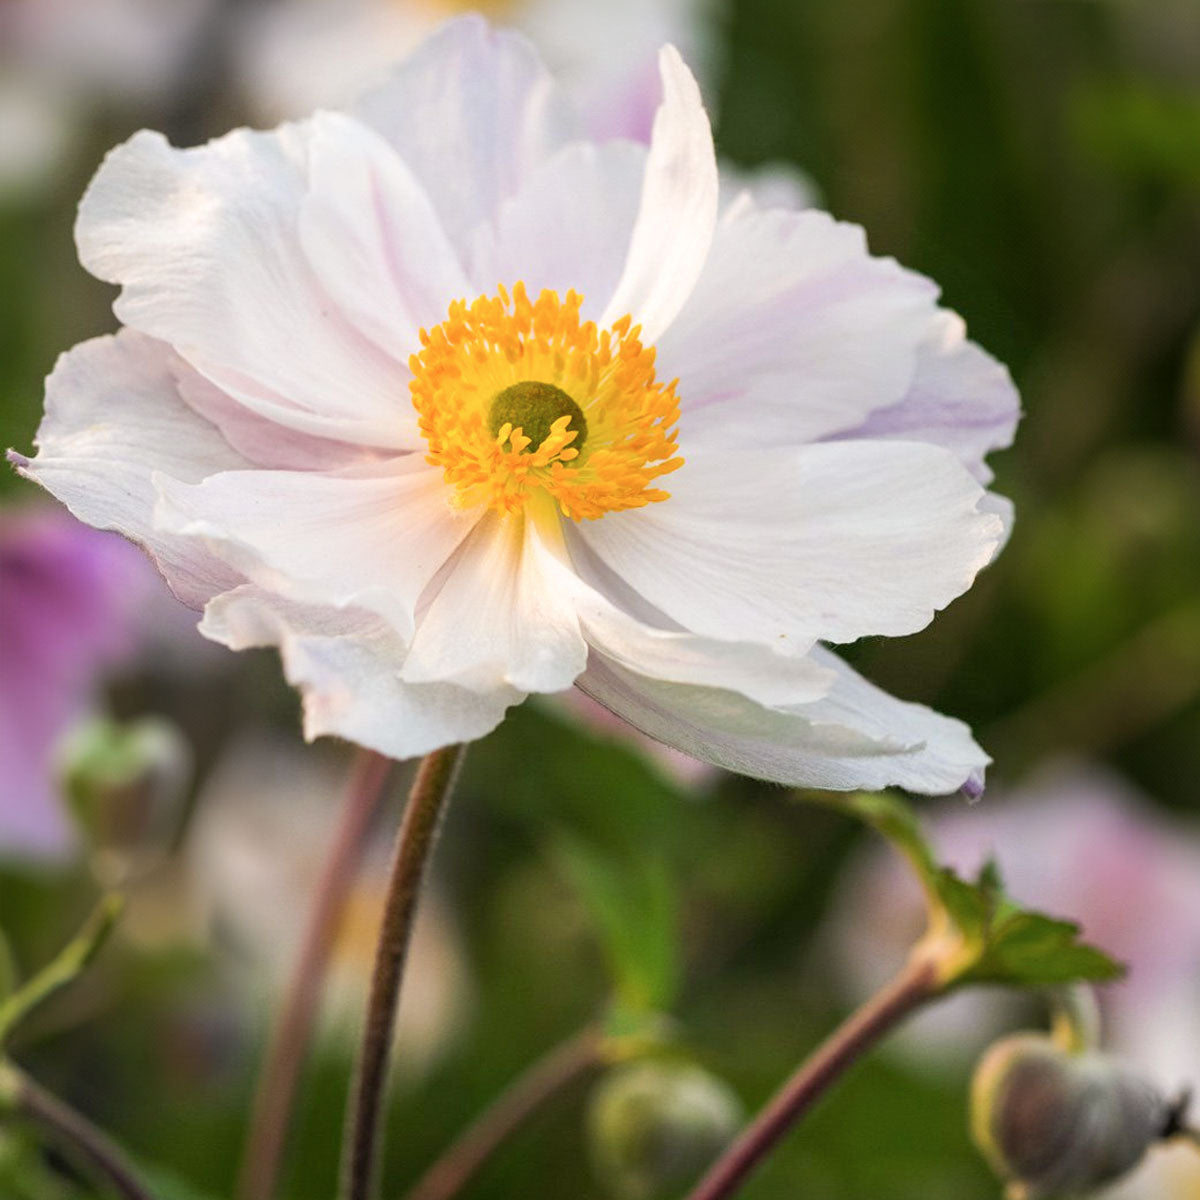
826;761;1200;1197
0;507;152;859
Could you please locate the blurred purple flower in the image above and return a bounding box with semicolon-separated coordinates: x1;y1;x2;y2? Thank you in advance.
0;507;151;860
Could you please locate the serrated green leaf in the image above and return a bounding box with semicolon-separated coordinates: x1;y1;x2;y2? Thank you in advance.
554;834;680;1012
808;794;1124;993
957;910;1125;988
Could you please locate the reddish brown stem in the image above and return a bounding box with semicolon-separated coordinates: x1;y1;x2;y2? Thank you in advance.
237;749;394;1200
340;744;466;1200
2;1062;155;1200
404;1025;605;1200
685;956;940;1200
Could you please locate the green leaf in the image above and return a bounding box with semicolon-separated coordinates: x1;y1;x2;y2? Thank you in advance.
133;1162;224;1200
553;834;680;1013
804;793;1123;993
958;909;1125;988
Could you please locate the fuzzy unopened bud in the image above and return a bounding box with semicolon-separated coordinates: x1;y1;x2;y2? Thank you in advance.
58;716;191;885
970;1033;1171;1199
587;1059;744;1199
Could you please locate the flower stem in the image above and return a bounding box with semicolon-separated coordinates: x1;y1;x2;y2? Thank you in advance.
684;954;941;1200
0;1061;155;1200
403;1024;605;1200
340;744;467;1200
237;749;394;1200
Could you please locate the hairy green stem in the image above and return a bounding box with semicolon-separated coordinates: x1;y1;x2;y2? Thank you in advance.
0;894;123;1045
340;744;467;1200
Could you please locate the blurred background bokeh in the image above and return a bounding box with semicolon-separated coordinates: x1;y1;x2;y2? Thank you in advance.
2;1;1200;1197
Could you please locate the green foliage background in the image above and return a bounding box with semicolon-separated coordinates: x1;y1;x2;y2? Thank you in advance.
2;0;1200;1197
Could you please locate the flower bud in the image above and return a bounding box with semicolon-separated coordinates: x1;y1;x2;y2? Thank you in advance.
58;716;192;885
970;1033;1172;1198
587;1059;744;1199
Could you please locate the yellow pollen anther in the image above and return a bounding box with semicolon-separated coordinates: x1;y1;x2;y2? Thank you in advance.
409;283;683;520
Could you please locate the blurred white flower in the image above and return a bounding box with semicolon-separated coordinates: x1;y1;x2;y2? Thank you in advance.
826;761;1200;1198
186;735;471;1076
0;0;213;193
16;17;1017;794
236;0;714;139
235;0;815;212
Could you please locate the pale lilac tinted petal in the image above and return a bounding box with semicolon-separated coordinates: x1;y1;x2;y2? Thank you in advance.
577;645;989;796
598;46;718;342
76;125;412;450
574;52;663;143
298;110;470;370
659;208;937;451
550;548;836;706
578;440;1003;647
14;330;248;608
516;0;712;142
830;309;1020;484
402;514;587;693
154;458;473;641
174;368;371;471
978;491;1015;553
0;511;149;860
576;600;834;707
351;15;572;249
202;587;521;759
467;139;646;320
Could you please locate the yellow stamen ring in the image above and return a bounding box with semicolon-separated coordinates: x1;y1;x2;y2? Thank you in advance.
409;283;683;521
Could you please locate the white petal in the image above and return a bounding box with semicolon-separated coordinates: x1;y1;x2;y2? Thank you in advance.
402;513;588;694
153;458;473;641
577;645;989;796
832;309;1020;484
202;587;521;759
658;208;938;451
351;15;572;250
298;110;470;370
467;138;646;320
174;367;370;471
578;440;1004;646
13;330;247;608
598;46;718;342
77;124;413;450
570;580;836;708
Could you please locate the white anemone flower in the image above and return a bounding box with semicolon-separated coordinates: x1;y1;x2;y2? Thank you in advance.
12;17;1018;796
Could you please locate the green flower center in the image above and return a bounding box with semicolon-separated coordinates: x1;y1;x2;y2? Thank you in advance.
487;381;588;455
